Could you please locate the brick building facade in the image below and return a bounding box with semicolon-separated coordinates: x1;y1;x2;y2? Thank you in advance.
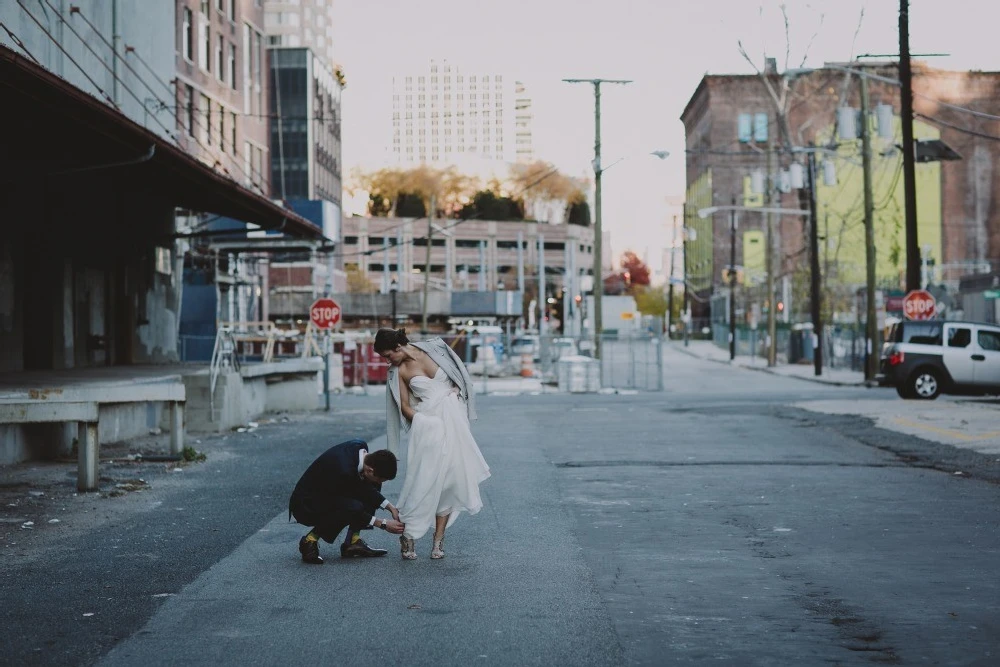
175;0;270;194
681;63;1000;322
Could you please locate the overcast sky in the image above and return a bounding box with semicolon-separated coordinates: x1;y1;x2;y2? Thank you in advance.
332;0;999;272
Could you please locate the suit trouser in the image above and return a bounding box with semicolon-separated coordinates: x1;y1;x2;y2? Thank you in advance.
289;493;373;543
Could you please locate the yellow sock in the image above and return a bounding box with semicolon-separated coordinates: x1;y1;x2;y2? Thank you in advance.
305;532;319;543
350;531;361;544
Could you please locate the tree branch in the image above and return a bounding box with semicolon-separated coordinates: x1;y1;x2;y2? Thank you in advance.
781;3;791;72
799;12;825;68
849;7;866;62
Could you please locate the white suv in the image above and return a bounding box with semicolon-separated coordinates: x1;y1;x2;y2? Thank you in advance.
878;320;1000;399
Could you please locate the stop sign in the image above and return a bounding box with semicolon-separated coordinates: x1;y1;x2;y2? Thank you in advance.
902;289;936;320
309;297;341;329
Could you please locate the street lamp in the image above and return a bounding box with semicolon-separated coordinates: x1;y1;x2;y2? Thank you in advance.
390;276;398;326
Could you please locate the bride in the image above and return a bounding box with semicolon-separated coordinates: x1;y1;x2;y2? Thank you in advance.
375;328;490;560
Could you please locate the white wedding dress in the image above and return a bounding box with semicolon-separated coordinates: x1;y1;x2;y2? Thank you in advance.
397;368;491;540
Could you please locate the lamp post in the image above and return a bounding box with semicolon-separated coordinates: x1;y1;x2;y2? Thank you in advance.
390;277;398;326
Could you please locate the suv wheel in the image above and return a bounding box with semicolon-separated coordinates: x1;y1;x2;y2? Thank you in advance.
908;368;941;400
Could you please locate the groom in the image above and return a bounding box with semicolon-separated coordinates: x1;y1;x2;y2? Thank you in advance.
288;439;406;564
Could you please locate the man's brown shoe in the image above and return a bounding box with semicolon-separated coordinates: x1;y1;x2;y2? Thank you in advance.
299;536;324;564
340;538;388;558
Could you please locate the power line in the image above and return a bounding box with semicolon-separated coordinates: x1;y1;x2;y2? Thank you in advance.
14;1;117;108
0;21;41;65
915;112;1000;143
61;2;266;192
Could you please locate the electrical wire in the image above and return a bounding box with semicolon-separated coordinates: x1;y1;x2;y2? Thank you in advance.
64;2;265;191
14;1;117;108
915;112;1000;143
0;21;41;65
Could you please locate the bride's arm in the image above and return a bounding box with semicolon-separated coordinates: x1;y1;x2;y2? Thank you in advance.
398;373;417;422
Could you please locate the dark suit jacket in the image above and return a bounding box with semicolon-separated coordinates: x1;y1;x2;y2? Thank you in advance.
289;440;386;524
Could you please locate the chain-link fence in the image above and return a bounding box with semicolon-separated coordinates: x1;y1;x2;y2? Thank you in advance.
710;322;872;371
445;331;664;392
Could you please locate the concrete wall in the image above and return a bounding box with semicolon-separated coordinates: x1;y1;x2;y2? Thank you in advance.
0;403;166;464
184;360;323;433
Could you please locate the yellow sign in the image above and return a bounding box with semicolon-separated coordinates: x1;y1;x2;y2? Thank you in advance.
621;312;634;320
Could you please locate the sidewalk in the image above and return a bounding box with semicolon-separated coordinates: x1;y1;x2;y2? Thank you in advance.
674;339;867;386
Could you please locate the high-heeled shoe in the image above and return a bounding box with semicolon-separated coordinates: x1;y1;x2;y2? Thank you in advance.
399;535;417;560
430;534;445;559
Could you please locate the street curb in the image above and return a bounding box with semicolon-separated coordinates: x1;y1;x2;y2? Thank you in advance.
738;363;868;388
672;344;867;388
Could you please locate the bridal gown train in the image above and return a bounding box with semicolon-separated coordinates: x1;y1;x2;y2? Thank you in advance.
396;368;490;540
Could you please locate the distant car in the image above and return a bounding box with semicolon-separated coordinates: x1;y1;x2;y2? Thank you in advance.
878;319;1000;399
548;337;579;362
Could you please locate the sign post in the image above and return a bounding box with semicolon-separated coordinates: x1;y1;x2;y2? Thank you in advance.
310;298;341;411
902;289;936;321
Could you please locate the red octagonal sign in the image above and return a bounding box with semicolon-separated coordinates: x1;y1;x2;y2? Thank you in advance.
310;297;341;329
902;289;936;321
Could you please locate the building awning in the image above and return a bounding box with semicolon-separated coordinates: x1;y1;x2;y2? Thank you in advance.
0;46;324;240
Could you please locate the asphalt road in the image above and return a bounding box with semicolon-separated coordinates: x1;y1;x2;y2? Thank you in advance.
3;347;999;666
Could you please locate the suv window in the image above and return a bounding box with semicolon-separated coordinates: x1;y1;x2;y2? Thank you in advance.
948;327;971;348
901;322;942;345
978;330;1000;351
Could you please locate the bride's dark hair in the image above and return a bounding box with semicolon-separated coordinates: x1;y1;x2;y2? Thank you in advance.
374;328;409;353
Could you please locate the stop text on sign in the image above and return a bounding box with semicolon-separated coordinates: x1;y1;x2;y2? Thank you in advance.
309;298;342;329
902;290;936;320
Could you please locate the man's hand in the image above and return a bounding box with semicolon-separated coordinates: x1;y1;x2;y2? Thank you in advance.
388;505;401;523
383;519;405;535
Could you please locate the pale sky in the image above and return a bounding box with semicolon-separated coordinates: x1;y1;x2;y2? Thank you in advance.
332;0;1000;273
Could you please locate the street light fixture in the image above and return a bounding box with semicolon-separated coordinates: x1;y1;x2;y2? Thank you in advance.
389;277;398;326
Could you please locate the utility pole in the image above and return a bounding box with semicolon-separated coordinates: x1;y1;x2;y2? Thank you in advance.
899;0;920;291
421;195;435;334
667;214;678;337
562;77;632;360
860;72;879;384
807;151;823;376
682;204;690;347
765;141;777;367
729;195;737;362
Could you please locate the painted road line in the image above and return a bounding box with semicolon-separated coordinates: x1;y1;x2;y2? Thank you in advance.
891;416;1000;442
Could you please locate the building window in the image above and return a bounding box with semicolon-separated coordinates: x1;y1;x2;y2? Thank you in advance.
242;24;251;114
200;0;208;15
184;84;194;137
753;112;769;142
226;0;235;21
201;94;211;145
737;113;752;143
252;30;262;116
244;140;252;186
182;8;193;61
227;42;236;89
198;20;209;71
230;111;237;152
215;36;224;81
219;103;225;149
